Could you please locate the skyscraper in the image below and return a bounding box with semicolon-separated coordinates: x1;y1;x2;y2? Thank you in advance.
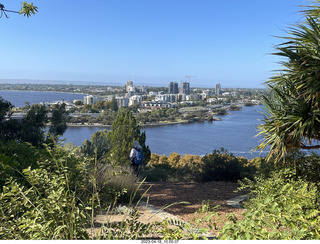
215;83;221;96
168;82;179;94
180;82;190;95
125;80;133;93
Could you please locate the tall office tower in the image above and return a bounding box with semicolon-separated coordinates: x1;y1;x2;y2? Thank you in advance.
215;83;221;96
168;82;179;94
125;80;134;93
180;82;190;95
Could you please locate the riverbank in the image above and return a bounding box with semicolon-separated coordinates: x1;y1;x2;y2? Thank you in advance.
66;116;223;128
60;106;266;159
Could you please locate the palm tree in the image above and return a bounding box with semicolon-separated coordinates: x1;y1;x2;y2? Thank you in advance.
258;2;320;162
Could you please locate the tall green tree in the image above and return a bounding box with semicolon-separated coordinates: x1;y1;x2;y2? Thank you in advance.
257;0;320;162
110;96;118;112
107;110;151;166
19;104;47;146
49;103;69;137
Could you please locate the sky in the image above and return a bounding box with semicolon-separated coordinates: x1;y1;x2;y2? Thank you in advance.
0;0;310;88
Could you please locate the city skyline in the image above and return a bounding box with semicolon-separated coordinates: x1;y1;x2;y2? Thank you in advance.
1;0;306;88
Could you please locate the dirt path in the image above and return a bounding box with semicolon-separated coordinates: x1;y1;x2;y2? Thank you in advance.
89;181;247;238
139;181;247;233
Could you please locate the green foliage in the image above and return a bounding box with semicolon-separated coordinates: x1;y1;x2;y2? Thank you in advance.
92;164;141;205
0;138;143;239
0;98;69;146
142;154;175;181
80;130;110;161
295;152;320;187
199;149;251;182
107;110;151;166
0;96;13;121
110;96;118;112
257;1;320;162
19;2;38;17
98;215;155;240
20;104;47;146
0;140;40;189
142;149;255;182
49;103;69;137
0;147;90;239
219;169;320;240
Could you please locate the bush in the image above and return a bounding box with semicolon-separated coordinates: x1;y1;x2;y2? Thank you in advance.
219;168;320;240
142;150;256;183
0;162;89;239
96;164;141;204
0;140;41;189
141;153;202;182
295;152;320;187
0;140;141;239
198;149;252;182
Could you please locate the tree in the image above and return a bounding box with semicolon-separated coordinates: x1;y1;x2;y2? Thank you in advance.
80;130;110;161
0;97;69;146
110;96;118;112
0;2;37;18
19;104;47;146
0;96;13;121
74;100;83;106
49;103;69;137
257;1;320;162
107;110;151;166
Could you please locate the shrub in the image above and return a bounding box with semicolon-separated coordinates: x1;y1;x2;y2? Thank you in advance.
294;152;320;187
141;153;203;182
142;150;256;183
0;165;89;239
198;149;251;182
219;168;320;240
97;164;141;204
0;140;139;239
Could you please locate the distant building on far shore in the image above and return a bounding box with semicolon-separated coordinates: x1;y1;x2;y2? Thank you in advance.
168;82;179;94
215;83;221;96
84;95;103;105
180;82;190;95
125;80;133;93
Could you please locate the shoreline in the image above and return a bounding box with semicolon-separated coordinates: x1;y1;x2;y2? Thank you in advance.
0;89;88;96
66;117;223;128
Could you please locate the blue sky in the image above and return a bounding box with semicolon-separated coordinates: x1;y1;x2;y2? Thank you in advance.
0;0;308;88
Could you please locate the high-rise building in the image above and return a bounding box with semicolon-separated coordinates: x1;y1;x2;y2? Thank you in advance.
215;83;221;96
180;82;190;95
125;80;134;93
168;82;179;94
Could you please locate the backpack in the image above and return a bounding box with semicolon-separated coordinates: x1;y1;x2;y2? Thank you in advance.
133;148;143;165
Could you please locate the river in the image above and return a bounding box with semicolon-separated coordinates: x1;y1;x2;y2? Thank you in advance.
0;90;268;159
0;90;86;107
62;106;267;159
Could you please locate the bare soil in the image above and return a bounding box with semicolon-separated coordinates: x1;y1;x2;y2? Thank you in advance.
139;181;247;234
90;181;247;238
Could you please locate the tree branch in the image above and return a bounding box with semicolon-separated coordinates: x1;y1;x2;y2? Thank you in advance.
300;144;320;149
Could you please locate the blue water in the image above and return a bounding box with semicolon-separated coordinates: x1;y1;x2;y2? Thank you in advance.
0;90;268;159
0;90;86;107
62;106;267;159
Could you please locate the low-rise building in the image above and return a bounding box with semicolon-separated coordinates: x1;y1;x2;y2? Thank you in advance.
149;91;158;96
84;95;103;105
142;101;172;109
186;94;201;101
116;96;129;108
129;95;143;106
